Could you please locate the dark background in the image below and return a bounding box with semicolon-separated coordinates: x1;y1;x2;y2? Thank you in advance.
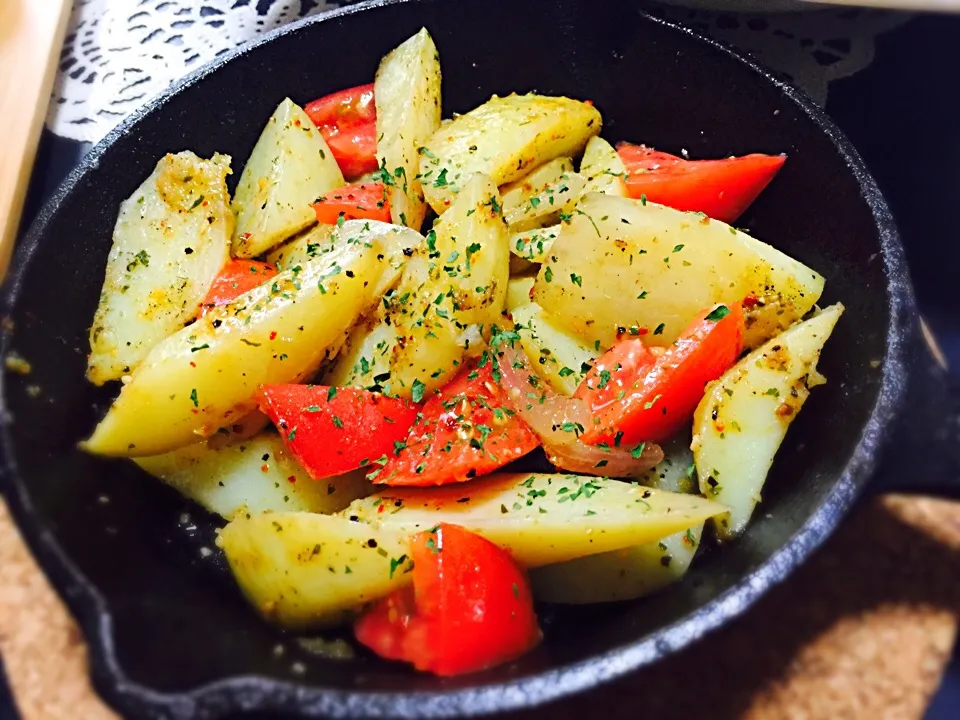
1;9;958;720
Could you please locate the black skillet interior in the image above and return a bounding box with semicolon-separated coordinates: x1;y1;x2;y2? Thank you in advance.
0;0;910;717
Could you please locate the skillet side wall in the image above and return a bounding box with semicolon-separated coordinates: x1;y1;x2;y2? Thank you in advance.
0;0;896;705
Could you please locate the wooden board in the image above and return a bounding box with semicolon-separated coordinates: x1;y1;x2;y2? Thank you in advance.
0;0;72;278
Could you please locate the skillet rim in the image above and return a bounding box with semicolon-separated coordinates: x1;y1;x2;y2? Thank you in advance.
0;0;915;717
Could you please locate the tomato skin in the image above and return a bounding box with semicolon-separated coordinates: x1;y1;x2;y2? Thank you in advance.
304;84;378;181
376;363;541;486
312;182;391;225
579;303;745;446
200;259;277;313
354;524;542;676
575;337;657;409
256;385;418;480
617;143;786;223
304;84;376;128
322;123;379;180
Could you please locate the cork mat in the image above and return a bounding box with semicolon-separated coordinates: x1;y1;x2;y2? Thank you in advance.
2;494;959;720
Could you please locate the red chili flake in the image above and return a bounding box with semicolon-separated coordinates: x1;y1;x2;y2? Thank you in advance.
714;423;725;433
269;331;277;340
743;293;759;308
287;475;297;484
638;327;649;336
584;99;594;107
189;361;196;368
241;232;252;240
261;464;269;473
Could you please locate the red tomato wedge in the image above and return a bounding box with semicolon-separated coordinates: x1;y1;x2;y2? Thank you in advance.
375;363;541;486
200;259;277;313
256;385;418;481
354;523;542;676
578;303;745;446
305;83;377;130
322;124;379;181
312;182;390;225
304;84;379;180
617;142;786;224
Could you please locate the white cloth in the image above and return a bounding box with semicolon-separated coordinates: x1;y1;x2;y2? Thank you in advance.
46;0;910;144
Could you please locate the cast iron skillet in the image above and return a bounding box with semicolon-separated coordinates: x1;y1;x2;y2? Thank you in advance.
0;0;920;717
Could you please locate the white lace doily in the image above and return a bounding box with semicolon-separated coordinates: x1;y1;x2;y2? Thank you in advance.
655;6;910;104
48;0;340;144
46;1;910;144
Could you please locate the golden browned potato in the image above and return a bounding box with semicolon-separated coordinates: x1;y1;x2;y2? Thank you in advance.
506;275;536;312
218;512;413;628
420;94;601;213
511;302;597;395
268;220;423;305
83;241;397;457
375;28;442;230
693;304;844;539
509;224;560;266
533;193;825;349
87;152;233;385
326;174;509;398
501;158;585;232
231;98;344;258
579;136;628;197
340;472;726;567
530;440;701;604
264;224;336;271
531;526;700;604
135;432;373;519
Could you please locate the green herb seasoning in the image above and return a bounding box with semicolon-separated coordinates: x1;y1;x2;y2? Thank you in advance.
705;305;731;322
411;379;426;403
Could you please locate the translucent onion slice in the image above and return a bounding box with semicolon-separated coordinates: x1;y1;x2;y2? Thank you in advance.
495;344;662;476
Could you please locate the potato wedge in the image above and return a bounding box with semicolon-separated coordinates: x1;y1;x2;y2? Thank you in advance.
579;136;628;197
530;440;702;604
512;302;597;395
268;219;423;303
420;94;601;213
503;158;573;209
326;174;509;398
693;304;844;539
205;411;270;450
533;193;825;348
87;152;233;385
510;225;560;265
531;525;700;604
501;159;585;232
340;472;726;567
638;437;697;494
135;433;372;519
232;98;344;258
265;224;336;271
218;512;413;629
506;275;536;312
375;28;442;231
83;241;395;457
